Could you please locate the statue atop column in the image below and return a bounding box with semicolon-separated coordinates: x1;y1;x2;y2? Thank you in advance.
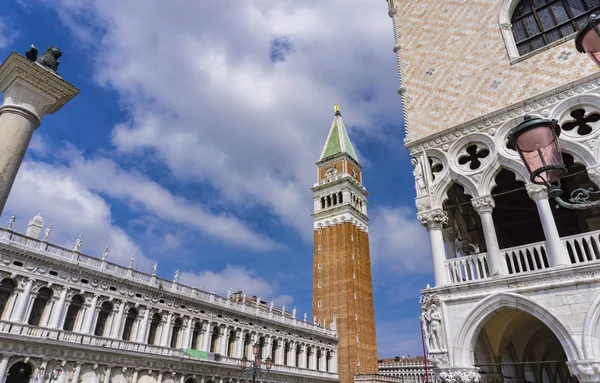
8;215;15;230
102;245;110;261
42;224;52;241
25;45;62;73
73;234;83;252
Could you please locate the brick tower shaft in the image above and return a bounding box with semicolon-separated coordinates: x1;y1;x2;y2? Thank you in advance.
312;105;378;383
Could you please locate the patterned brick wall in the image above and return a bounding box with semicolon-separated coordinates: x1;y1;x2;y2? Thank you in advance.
313;223;378;383
391;0;599;144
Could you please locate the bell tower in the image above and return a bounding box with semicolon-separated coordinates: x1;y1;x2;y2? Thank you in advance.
312;105;378;383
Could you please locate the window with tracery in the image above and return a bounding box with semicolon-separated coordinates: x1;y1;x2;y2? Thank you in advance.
511;0;600;55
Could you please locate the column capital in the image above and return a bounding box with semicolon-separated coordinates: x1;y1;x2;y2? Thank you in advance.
567;360;600;383
525;184;548;202
0;52;79;122
442;227;457;242
587;165;600;188
437;369;481;383
471;196;495;214
417;209;448;229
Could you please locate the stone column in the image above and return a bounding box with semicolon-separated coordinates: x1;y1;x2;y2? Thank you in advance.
472;196;508;276
49;286;68;328
201;323;213;351
82;294;99;334
234;329;244;358
310;347;317;370
160;312;173;347
71;365;82;383
0;51;79;215
567;360;600;383
137;308;150;343
218;327;228;355
297;345;306;368
263;336;272;360
0;355;10;383
182;317;193;349
13;278;33;322
418;209;448;286
131;370;139;383
289;343;297;367
103;367;112;383
442;227;457;259
526;184;571;267
110;301;126;338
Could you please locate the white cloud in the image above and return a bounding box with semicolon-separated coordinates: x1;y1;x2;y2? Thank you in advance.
0;18;17;49
180;264;293;306
45;0;400;241
3;160;146;268
370;206;432;275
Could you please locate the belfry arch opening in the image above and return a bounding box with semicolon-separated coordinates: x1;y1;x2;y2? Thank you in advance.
473;307;577;383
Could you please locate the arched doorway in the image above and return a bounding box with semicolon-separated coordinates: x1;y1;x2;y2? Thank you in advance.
459;294;581;383
6;362;33;383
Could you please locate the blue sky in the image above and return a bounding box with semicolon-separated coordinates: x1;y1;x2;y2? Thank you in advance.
0;0;432;357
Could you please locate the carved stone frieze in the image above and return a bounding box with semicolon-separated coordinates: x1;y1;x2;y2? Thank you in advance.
427;351;449;368
437;369;481;383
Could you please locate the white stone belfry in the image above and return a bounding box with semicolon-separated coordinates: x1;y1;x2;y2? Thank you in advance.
0;52;79;215
25;212;43;239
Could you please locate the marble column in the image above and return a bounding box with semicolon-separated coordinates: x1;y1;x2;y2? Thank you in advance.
137;308;150;343
111;302;126;338
418;209;448;286
526;184;571;267
201;323;213;352
49;286;68;328
443;227;457;259
472;196;508;276
160;312;173;347
13;278;33;322
82;294;99;334
182;318;193;349
71;365;82;383
234;330;244;358
131;370;139;383
297;345;306;369
103;367;112;383
0;355;9;383
0;52;79;215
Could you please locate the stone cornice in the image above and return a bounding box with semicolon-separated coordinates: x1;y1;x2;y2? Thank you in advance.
0;52;80;116
405;72;600;152
422;260;600;301
0;236;337;344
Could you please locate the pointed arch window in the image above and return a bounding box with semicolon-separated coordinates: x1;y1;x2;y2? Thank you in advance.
510;0;600;56
28;287;52;326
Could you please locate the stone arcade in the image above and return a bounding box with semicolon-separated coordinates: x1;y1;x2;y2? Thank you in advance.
386;0;600;382
0;48;340;383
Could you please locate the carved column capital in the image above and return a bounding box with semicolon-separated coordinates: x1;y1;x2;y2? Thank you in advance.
525;184;548;202
418;209;448;230
437;369;481;383
442;227;457;243
566;360;600;383
471;196;495;214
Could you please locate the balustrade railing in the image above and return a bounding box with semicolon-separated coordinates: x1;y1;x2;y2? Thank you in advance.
444;229;600;285
0;228;335;338
0;321;337;378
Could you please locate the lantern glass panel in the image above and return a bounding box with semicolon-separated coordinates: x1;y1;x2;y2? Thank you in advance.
266;357;273;370
514;125;565;184
241;357;247;369
582;27;600;68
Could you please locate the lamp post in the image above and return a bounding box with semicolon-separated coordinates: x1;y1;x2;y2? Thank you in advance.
240;342;272;383
508;115;600;209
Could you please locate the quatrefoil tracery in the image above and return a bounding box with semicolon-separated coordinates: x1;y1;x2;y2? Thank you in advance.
562;108;600;136
458;144;490;171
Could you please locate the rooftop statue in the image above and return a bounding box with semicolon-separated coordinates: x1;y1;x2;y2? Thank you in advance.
25;45;62;72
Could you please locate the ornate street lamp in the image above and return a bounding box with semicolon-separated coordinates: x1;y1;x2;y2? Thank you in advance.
509;115;600;209
576;14;600;68
240;342;272;383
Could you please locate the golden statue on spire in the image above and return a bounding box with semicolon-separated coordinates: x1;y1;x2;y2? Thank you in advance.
334;104;340;113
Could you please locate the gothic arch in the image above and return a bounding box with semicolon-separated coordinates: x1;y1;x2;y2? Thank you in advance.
434;171;477;209
582;292;600;360
453;292;582;367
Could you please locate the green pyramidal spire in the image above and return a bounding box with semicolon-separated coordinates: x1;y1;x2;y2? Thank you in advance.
319;105;358;163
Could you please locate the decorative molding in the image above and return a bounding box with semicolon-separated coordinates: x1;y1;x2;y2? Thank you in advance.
566;360;600;382
437;369;481;383
471;196;495;214
525;184;548;202
417;209;448;230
